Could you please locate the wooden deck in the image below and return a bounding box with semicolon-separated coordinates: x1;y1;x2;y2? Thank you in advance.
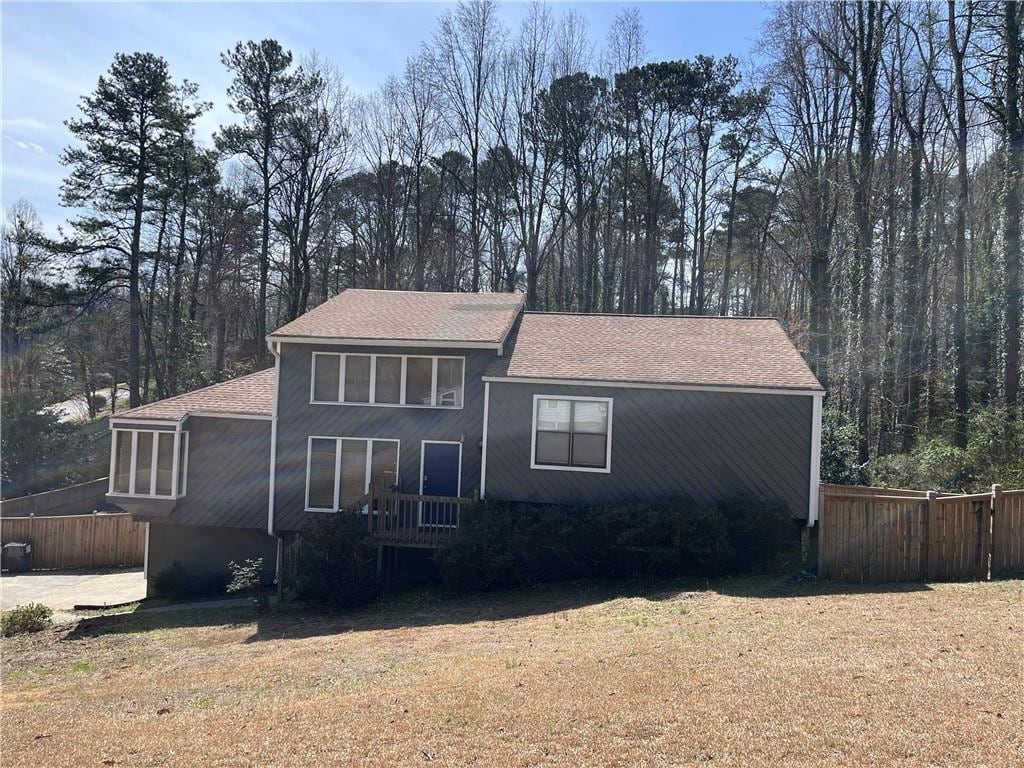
346;488;477;549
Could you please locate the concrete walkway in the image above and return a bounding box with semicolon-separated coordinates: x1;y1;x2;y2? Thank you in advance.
0;568;146;620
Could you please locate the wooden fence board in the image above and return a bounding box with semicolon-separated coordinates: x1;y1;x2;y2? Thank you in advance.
819;484;1023;584
0;513;144;570
992;490;1024;577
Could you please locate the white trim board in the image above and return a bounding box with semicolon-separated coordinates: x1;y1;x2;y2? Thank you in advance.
267;340;282;535
530;394;614;474
484;376;823;398
271;335;503;350
807;393;824;527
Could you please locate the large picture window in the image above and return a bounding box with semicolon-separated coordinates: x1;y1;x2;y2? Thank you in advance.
310;353;464;408
109;429;188;497
305;436;400;512
531;396;612;472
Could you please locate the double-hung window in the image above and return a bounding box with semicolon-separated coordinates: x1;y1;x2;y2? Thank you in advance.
109;429;188;497
305;437;400;512
311;353;464;408
531;396;612;472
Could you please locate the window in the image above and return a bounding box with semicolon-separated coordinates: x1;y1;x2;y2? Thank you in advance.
109;429;188;497
305;436;400;512
311;353;464;408
531;396;612;472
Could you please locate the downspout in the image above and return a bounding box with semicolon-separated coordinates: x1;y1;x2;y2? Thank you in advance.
266;338;283;594
480;381;491;499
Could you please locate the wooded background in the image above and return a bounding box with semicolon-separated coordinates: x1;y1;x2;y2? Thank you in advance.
2;1;1022;496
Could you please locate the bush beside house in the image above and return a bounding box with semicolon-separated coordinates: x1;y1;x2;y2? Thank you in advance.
289;495;798;608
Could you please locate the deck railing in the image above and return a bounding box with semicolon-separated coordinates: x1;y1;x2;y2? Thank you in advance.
345;486;477;549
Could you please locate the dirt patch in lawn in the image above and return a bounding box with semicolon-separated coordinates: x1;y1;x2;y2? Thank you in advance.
1;578;1021;767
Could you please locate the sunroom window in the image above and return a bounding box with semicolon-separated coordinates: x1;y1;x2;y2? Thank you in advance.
532;397;612;471
109;429;188;497
311;353;464;408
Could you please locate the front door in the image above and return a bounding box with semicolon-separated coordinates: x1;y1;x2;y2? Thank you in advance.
420;441;461;527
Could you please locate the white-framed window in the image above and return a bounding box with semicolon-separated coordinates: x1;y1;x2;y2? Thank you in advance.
109;428;189;498
310;353;465;409
530;395;613;473
305;436;400;512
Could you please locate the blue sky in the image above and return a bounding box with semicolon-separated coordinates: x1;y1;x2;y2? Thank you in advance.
2;1;771;231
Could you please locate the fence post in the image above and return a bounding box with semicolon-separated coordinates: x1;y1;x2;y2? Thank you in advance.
924;491;937;580
989;484;1002;579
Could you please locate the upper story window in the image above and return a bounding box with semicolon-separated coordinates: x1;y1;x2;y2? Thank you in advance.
531;396;612;473
311;353;464;408
109;429;188;498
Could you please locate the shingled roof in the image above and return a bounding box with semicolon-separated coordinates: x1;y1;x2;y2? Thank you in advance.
113;368;276;422
270;289;526;346
486;313;824;392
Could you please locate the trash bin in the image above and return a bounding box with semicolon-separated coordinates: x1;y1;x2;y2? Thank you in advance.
1;542;32;573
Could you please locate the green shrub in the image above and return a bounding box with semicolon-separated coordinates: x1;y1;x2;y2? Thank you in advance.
292;512;380;610
226;557;269;613
1;603;53;636
435;495;792;593
821;407;865;485
715;493;798;572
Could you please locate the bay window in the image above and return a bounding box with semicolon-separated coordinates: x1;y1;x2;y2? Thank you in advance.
531;396;612;472
311;353;464;408
109;429;188;497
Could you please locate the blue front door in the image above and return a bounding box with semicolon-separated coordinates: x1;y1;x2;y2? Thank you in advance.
421;442;461;527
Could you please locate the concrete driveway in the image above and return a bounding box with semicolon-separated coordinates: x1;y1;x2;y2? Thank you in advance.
0;568;146;616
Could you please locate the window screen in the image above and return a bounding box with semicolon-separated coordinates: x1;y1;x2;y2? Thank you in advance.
344;355;371;403
405;357;433;405
374;357;402;404
307;438;337;510
435;358;464;407
113;431;132;493
313;354;341;402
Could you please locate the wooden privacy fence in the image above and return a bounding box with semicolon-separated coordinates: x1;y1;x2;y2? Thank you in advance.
0;513;145;570
818;484;1024;582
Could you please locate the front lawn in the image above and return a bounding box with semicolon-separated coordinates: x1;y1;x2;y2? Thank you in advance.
1;577;1021;767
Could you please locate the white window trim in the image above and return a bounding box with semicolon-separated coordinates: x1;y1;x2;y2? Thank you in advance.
310;352;465;409
304;435;401;513
530;394;613;474
419;440;462;529
108;426;188;500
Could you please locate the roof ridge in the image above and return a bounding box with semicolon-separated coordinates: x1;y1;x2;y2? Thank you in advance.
343;288;527;297
523;311;781;321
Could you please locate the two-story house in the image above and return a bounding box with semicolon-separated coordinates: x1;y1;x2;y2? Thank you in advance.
106;289;824;593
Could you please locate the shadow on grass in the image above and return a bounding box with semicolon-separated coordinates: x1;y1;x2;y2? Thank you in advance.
63;573;936;645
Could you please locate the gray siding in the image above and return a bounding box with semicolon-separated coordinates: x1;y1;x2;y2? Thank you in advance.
272;343;493;532
168;416;271;529
147;522;276;596
484;382;814;518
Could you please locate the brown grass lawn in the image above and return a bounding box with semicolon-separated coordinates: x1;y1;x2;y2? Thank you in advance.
2;577;1022;767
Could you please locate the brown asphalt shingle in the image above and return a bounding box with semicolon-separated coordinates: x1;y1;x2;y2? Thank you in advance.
113;368;276;422
270;289;526;345
486;312;824;392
